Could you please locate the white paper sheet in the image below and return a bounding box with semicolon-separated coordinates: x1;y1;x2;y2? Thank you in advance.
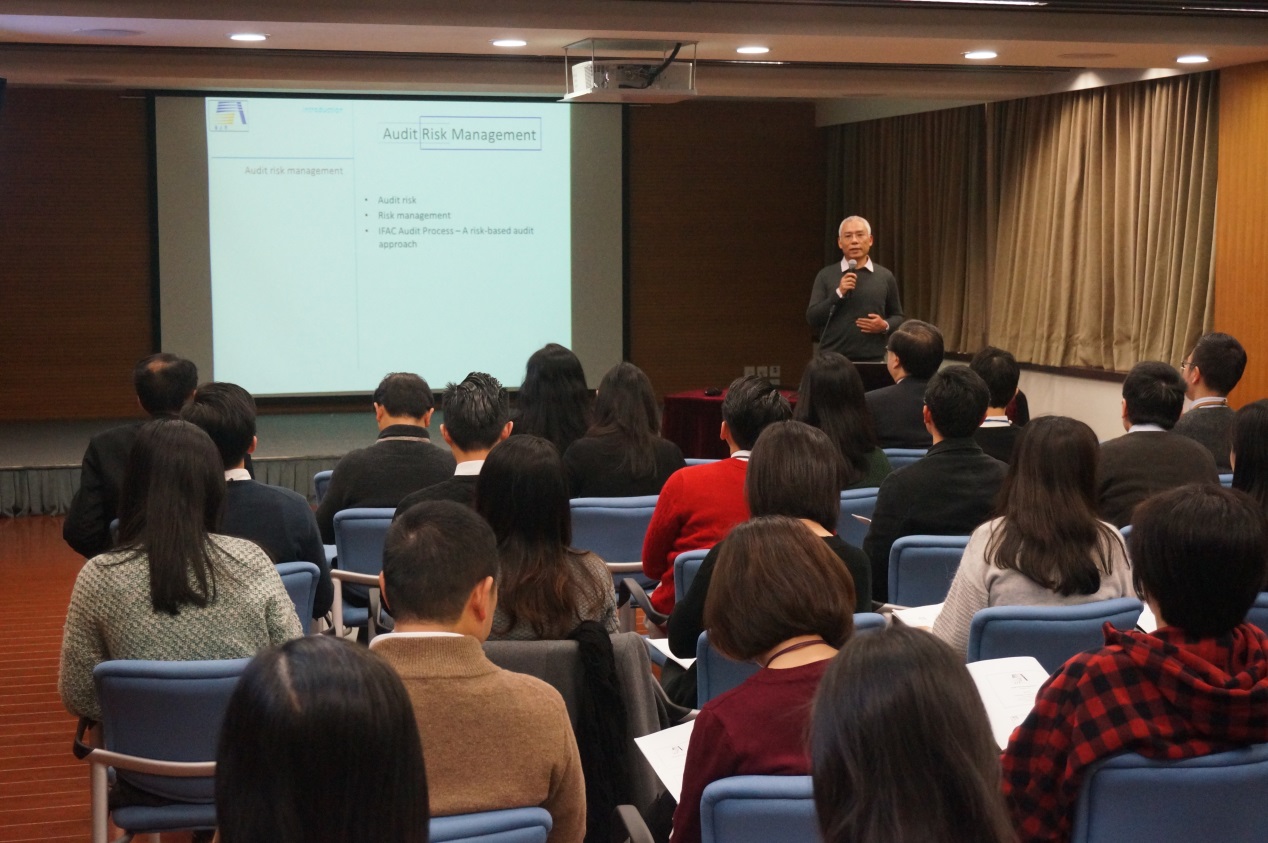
635;720;696;803
891;602;944;629
966;656;1050;750
648;637;696;669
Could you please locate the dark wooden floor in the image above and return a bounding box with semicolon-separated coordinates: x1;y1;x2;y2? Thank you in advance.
0;515;91;841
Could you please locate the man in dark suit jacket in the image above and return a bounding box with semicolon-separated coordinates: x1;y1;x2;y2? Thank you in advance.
63;353;198;558
864;365;1008;603
971;345;1024;464
1173;332;1246;471
1099;361;1220;527
865;319;944;449
182;382;333;619
395;372;512;516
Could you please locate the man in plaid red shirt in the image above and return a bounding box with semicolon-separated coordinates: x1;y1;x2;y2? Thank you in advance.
1002;484;1268;843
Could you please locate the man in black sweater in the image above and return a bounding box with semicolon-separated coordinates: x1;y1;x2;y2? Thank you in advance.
865;319;944;449
806;216;905;362
183;382;333;619
864;366;1007;603
64;353;198;558
395;372;512;516
1173;332;1246;471
971;345;1024;464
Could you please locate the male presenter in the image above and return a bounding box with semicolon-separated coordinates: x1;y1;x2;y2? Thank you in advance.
806;216;905;361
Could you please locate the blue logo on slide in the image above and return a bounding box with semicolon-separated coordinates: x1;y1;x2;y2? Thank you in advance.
211;100;249;132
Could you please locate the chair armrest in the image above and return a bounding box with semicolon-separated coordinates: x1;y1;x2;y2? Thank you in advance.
330;570;380;587
72;717;99;759
607;562;645;574
619;578;668;627
612;805;656;843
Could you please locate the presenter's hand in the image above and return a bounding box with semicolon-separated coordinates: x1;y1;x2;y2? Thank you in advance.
837;272;858;297
855;313;889;334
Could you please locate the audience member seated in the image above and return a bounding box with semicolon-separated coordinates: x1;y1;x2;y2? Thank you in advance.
512;342;592;454
864;366;1007;604
215;636;429;843
642;376;792;615
395;372;512;514
664;421;871;708
793;351;892;489
970;346;1024;463
1174;331;1247;470
672;516;855;843
58;419;302;721
1098;361;1218;527
865;319;944;449
476;435;617;639
316;372;455;544
372;501;585;842
1002;484;1268;842
182;382;333;619
64;352;198;558
811;625;1015;843
563;362;686;498
932;416;1134;654
1232;399;1268;512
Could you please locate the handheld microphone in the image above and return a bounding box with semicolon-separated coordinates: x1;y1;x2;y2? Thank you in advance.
842;259;858;297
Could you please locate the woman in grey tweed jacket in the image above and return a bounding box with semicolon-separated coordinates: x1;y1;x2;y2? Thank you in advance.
58;419;302;721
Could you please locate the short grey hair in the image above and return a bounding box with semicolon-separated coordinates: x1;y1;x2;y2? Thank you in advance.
838;216;872;237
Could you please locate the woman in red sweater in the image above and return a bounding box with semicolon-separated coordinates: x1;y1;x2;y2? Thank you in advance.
671;516;855;843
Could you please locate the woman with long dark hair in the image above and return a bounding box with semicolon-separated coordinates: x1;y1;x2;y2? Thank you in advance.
216;636;429;843
794;352;891;488
58;419;302;721
513;343;592;454
476;434;617;639
812;625;1015;843
931;415;1133;654
1231;399;1268;511
563;362;685;497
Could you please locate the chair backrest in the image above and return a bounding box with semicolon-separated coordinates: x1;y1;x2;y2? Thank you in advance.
569;496;659;565
275;561;320;630
700;775;816;843
1219;472;1234;489
887;535;971;607
95;658;250;802
685;458;720;466
333;508;396;576
967;598;1144;673
313;469;334;503
1245;592;1268;632
674;549;712;601
1119;524;1133;541
482;639;584;728
837;488;879;549
882;448;927;469
430;806;553;843
1070;743;1268;843
697;613;884;705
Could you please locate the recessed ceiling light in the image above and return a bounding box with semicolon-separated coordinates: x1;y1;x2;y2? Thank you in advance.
229;33;268;42
964;50;999;60
737;46;770;55
491;39;528;48
1177;54;1211;64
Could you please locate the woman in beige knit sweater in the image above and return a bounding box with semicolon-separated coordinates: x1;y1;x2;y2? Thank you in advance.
58;419;302;721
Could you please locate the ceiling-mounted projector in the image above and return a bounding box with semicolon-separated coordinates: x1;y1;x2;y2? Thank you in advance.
563;39;698;103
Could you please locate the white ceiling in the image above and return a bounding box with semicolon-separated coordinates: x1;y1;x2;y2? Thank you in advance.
4;1;1268;121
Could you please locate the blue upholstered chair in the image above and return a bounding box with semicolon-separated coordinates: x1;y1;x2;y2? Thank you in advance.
685;458;720;466
313;469;334;503
75;658;250;843
1118;524;1133;541
882;448;927;470
331;507;395;638
571;495;661;630
887;535;971;607
674;548;712;602
853;612;887;635
1070;743;1268;843
967;598;1144;673
430;806;553;842
1219;472;1234;488
1245;592;1268;632
275;560;321;633
700;775;817;843
837;487;879;549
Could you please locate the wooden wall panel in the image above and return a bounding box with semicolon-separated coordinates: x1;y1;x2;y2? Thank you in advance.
1215;62;1268;406
0;88;152;421
627;101;824;396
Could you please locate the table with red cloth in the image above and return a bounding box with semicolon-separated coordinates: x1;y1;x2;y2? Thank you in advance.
660;389;799;460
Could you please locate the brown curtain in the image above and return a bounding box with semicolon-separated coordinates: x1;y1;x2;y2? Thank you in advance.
836;107;991;352
829;72;1217;370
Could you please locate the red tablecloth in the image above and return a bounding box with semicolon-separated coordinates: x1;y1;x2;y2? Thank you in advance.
661;389;799;460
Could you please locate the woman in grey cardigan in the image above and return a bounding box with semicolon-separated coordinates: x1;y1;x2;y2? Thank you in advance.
58;419;302;721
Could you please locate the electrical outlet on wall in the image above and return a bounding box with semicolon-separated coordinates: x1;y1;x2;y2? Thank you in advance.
756;366;769;377
769;365;781;379
744;366;756;377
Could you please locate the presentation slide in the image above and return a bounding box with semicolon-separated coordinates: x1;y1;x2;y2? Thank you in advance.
153;94;624;399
